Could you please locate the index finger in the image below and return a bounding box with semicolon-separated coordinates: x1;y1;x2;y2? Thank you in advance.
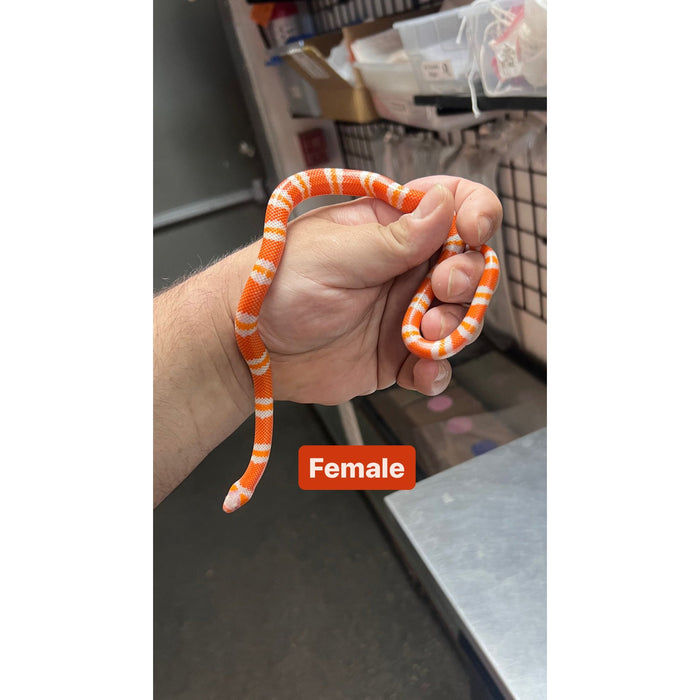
403;175;503;248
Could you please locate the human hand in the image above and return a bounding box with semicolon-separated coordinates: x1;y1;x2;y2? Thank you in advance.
230;175;503;406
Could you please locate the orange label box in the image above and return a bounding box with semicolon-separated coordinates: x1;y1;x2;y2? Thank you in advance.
298;445;416;491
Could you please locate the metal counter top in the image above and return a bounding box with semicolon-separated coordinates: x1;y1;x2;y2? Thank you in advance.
385;428;546;700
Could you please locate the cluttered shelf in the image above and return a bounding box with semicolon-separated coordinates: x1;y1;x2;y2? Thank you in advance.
256;0;547;128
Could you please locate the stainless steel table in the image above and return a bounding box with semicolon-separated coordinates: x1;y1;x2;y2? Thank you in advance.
385;428;546;700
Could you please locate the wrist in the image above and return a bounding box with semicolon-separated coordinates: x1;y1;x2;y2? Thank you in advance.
153;252;254;503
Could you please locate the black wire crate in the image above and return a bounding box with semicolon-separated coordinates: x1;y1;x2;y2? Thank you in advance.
498;149;547;325
335;114;548;364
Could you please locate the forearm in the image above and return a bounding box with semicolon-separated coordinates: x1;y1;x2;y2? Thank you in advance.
153;253;253;506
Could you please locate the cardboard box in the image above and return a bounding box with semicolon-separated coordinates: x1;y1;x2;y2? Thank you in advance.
281;31;377;123
280;9;434;124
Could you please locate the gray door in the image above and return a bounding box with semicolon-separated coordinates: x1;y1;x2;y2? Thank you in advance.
153;0;268;292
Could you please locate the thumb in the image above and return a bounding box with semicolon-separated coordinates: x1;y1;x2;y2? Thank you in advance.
343;184;455;286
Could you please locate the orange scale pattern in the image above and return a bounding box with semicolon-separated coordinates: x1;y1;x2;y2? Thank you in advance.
223;169;500;513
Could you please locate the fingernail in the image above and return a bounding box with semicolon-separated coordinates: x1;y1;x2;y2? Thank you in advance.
477;215;493;243
431;363;450;393
447;268;471;299
412;185;445;220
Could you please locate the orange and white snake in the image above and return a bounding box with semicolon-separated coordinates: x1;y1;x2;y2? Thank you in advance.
223;168;500;513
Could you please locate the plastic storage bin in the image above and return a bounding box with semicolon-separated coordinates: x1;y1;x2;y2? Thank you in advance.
470;0;546;97
350;27;405;65
351;29;420;94
357;62;419;94
351;28;486;130
393;7;477;95
370;90;488;131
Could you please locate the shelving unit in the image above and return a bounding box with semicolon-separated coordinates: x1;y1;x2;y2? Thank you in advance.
415;92;546;113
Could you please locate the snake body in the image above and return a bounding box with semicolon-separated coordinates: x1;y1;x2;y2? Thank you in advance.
223;168;500;513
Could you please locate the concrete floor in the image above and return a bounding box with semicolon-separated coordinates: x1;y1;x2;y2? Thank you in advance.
153;212;479;698
154;402;477;699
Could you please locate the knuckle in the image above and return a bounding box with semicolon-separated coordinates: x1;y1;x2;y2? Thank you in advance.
385;218;410;250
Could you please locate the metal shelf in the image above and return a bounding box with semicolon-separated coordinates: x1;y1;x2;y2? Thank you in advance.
414;93;546;115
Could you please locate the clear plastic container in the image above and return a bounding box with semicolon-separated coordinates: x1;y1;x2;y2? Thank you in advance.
470;0;546;97
351;27;484;129
393;7;476;95
350;28;406;65
356;63;419;94
370;90;488;131
351;29;419;94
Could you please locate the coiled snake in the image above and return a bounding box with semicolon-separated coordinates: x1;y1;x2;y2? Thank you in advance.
223;169;500;513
